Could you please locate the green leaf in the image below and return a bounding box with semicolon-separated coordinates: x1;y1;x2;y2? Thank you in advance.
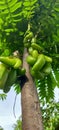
8;0;18;7
0;93;7;100
50;69;58;88
54;69;59;87
10;2;22;13
54;7;59;12
36;79;47;100
5;28;14;32
14;84;21;94
47;75;54;100
57;29;59;36
52;34;59;42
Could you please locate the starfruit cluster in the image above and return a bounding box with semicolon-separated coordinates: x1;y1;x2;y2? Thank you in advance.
0;57;26;93
26;37;52;79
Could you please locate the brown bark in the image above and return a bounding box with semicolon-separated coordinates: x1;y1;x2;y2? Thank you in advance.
21;48;43;130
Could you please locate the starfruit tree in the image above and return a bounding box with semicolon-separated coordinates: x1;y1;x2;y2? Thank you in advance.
0;0;59;130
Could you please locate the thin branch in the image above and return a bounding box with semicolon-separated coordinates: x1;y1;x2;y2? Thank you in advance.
13;94;17;118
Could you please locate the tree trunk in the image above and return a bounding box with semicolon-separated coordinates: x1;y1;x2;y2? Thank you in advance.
21;48;43;130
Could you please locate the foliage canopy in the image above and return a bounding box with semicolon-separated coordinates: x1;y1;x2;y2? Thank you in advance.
0;0;59;100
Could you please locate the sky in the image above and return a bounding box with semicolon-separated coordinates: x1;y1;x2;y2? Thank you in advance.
54;87;59;102
0;87;22;130
0;86;59;130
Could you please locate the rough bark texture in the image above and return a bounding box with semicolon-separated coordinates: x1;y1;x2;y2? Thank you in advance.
21;48;43;130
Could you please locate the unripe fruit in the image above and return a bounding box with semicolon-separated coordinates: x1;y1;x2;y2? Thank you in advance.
0;57;22;69
42;63;52;75
44;55;52;63
31;37;36;43
28;47;33;55
26;55;36;66
0;63;7;80
32;50;39;59
30;69;45;79
31;43;43;51
24;32;33;43
17;68;26;76
3;69;17;93
24;42;30;48
32;54;45;71
0;63;9;89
